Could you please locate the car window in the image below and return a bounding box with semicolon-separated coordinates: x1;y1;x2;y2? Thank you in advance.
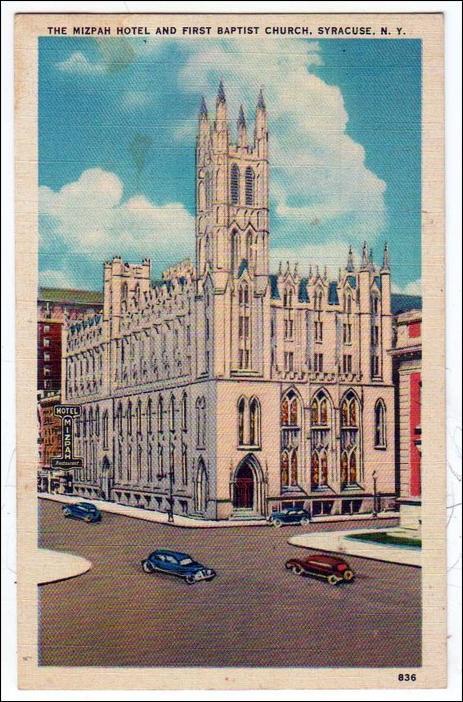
179;558;193;566
156;554;165;561
165;555;177;564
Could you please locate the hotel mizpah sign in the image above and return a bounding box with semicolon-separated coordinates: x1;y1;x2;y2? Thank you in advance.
14;12;447;693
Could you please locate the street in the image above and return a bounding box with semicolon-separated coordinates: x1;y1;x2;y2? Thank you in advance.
38;500;421;668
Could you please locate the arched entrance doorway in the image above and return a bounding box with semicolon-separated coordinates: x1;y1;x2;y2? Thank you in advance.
234;464;254;508
232;455;265;515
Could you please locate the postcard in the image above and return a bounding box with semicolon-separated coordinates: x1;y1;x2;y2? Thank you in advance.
15;12;446;690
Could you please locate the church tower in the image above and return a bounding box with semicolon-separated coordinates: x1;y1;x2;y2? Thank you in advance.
195;82;271;379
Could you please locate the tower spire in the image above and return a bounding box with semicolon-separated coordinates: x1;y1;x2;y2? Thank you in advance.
199;96;208;118
217;80;226;105
346;245;354;272
237;105;247;146
361;241;369;269
381;242;390;271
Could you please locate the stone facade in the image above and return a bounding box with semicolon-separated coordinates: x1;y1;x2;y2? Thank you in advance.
391;309;422;529
62;85;396;519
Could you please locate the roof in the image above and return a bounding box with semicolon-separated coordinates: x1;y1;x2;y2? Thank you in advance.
391;293;422;314
38;287;103;306
152;549;190;559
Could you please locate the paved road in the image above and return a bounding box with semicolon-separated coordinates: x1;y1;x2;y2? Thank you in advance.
38;500;421;668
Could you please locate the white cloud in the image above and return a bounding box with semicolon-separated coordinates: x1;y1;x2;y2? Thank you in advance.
392;279;422;296
56;52;105;75
177;39;387;251
120;90;153;110
39;168;194;287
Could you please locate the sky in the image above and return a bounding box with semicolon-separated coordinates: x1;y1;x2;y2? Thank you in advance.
39;37;421;294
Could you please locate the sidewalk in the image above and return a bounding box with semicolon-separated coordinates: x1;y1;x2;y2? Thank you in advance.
288;527;421;567
39;493;397;529
36;548;91;585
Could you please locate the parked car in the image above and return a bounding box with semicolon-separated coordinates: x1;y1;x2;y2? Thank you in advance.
142;549;216;584
285;554;354;585
268;508;311;528
62;502;102;523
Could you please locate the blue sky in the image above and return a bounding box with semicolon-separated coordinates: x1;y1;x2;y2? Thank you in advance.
39;37;421;293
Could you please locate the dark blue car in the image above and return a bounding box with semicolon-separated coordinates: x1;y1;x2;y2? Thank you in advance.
142;549;216;584
62;502;102;523
268;508;311;528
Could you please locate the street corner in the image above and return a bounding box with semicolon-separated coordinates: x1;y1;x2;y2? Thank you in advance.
36;548;92;585
288;527;422;567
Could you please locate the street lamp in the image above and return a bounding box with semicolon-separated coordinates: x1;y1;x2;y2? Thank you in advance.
157;464;175;523
372;470;378;518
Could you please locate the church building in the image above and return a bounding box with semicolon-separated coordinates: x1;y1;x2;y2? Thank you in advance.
62;83;396;520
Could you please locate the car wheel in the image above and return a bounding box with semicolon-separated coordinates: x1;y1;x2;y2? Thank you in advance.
273;519;282;528
63;509;71;517
185;575;196;585
291;565;303;575
142;560;154;573
300;518;310;526
328;574;340;586
84;515;93;523
343;570;354;582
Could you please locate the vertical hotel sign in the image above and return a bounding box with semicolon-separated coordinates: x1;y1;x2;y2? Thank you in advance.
51;405;83;469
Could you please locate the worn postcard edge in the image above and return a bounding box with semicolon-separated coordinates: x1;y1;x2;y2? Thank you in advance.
15;12;446;690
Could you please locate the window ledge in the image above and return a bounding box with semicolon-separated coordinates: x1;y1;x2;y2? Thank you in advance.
238;444;261;451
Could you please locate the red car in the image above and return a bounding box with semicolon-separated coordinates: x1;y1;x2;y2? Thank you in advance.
285;553;355;585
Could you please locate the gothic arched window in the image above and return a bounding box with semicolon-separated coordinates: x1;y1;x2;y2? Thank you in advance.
340;390;361;488
169;395;175;432
238;397;246;446
181;392;188;432
281;450;289;488
136;400;142;434
290;449;298;485
157;396;163;434
310;391;332;489
102;410;109;450
127;401;132;436
147;398;152;435
230;163;240;205
245;166;255;205
249;397;261;447
374;399;387;448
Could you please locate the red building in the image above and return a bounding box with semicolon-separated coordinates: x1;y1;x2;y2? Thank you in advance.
37;288;103;490
38;287;103;395
391;308;422;529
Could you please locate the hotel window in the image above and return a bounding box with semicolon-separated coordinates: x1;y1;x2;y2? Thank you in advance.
169;444;175;485
116;403;123;434
342;354;352;374
230;163;240;205
314;353;323;372
137;445;142;482
127;446;132;482
371;295;380;315
44;352;50;362
374;400;387;448
147;446;153;483
371;354;380;378
344;293;352;314
43;337;50;348
136;400;142;434
147;399;153;434
371;325;379;346
245;166;255;206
